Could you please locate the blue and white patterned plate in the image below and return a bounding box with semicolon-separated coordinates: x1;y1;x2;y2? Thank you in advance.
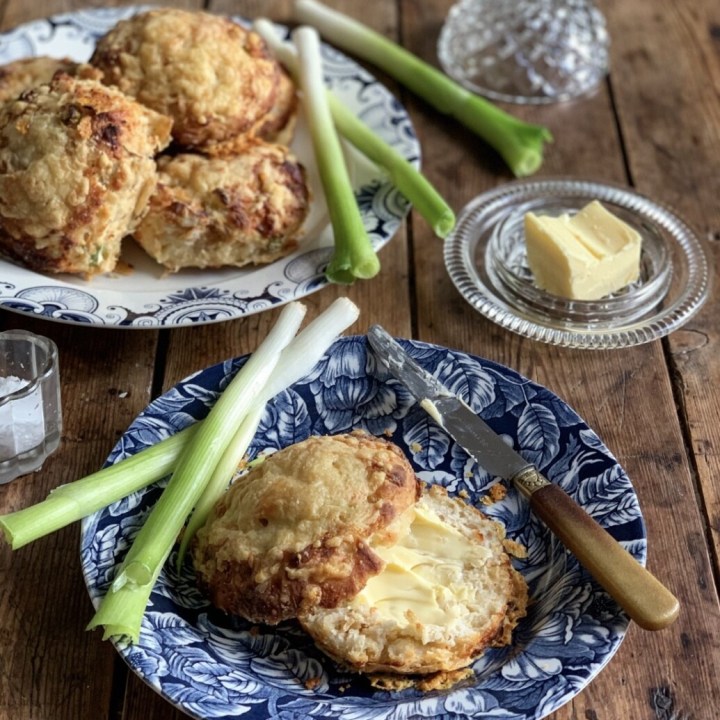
0;8;417;327
80;337;645;720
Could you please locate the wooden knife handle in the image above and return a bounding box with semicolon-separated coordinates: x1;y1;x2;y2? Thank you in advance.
517;471;680;631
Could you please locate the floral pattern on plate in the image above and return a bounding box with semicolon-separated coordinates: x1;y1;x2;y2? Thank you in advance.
0;7;417;327
80;337;645;720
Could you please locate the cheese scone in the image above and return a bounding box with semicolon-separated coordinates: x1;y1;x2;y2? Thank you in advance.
204;68;298;155
132;141;309;272
90;8;290;149
300;484;528;675
0;73;172;277
193;432;421;625
0;56;101;103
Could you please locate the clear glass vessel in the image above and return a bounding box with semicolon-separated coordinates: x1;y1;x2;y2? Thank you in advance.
0;330;62;483
444;179;711;349
438;0;610;104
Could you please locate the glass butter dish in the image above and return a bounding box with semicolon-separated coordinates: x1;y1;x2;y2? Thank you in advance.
0;330;62;483
438;0;610;105
444;179;711;349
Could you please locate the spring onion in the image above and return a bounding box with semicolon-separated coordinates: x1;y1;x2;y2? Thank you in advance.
87;302;307;641
294;25;379;284
294;0;553;177
176;296;361;567
0;299;361;557
0;425;197;550
254;19;455;238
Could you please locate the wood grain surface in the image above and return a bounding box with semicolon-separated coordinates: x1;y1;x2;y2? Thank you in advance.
0;1;718;718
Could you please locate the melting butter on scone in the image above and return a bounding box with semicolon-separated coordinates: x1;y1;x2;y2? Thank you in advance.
300;484;527;675
353;499;494;627
193;432;527;677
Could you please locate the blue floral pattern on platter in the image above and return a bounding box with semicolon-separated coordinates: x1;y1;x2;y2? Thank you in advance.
0;8;417;328
80;337;646;720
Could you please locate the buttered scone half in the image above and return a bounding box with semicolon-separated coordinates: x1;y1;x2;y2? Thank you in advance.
132;141;309;272
192;431;421;625
299;484;528;675
90;8;293;149
0;73;172;277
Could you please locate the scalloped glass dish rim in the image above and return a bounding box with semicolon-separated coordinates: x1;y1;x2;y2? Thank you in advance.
444;178;711;349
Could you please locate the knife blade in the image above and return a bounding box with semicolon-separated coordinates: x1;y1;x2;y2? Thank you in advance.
367;325;679;631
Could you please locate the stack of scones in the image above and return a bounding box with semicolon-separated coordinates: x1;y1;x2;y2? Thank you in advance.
0;8;309;278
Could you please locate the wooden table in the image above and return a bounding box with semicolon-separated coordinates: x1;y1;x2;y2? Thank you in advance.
1;0;718;718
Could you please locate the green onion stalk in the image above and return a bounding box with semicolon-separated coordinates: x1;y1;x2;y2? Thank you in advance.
0;426;196;550
253;18;455;238
0;297;360;645
294;0;553;177
87;302;307;641
0;299;359;561
175;296;361;567
294;25;380;284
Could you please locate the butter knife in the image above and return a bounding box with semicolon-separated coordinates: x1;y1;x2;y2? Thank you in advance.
367;325;679;631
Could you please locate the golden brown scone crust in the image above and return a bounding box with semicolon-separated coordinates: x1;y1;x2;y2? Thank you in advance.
204;67;298;155
0;73;172;277
300;485;528;675
90;8;285;148
0;57;92;102
132;141;309;272
192;431;421;625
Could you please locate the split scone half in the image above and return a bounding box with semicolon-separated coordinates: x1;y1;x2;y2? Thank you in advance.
193;431;421;625
300;484;528;675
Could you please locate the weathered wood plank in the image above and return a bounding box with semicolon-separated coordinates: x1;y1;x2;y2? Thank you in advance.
604;0;720;564
1;0;718;718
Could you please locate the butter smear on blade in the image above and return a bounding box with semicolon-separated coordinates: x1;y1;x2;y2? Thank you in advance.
524;200;642;300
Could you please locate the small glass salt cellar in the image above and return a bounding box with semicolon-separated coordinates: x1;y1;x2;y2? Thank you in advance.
0;330;62;484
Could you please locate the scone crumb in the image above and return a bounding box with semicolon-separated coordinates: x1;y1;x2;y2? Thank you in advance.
458;488;470;500
410;442;422;453
503;538;528;559
368;674;415;691
304;676;322;691
480;482;507;504
417;667;474;692
369;667;474;693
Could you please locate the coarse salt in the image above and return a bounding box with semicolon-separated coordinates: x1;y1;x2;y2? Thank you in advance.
0;375;45;459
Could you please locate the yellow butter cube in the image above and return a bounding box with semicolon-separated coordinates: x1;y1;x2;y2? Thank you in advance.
524;201;642;301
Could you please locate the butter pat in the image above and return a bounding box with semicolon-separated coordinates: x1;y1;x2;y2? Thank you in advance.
524;200;642;300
